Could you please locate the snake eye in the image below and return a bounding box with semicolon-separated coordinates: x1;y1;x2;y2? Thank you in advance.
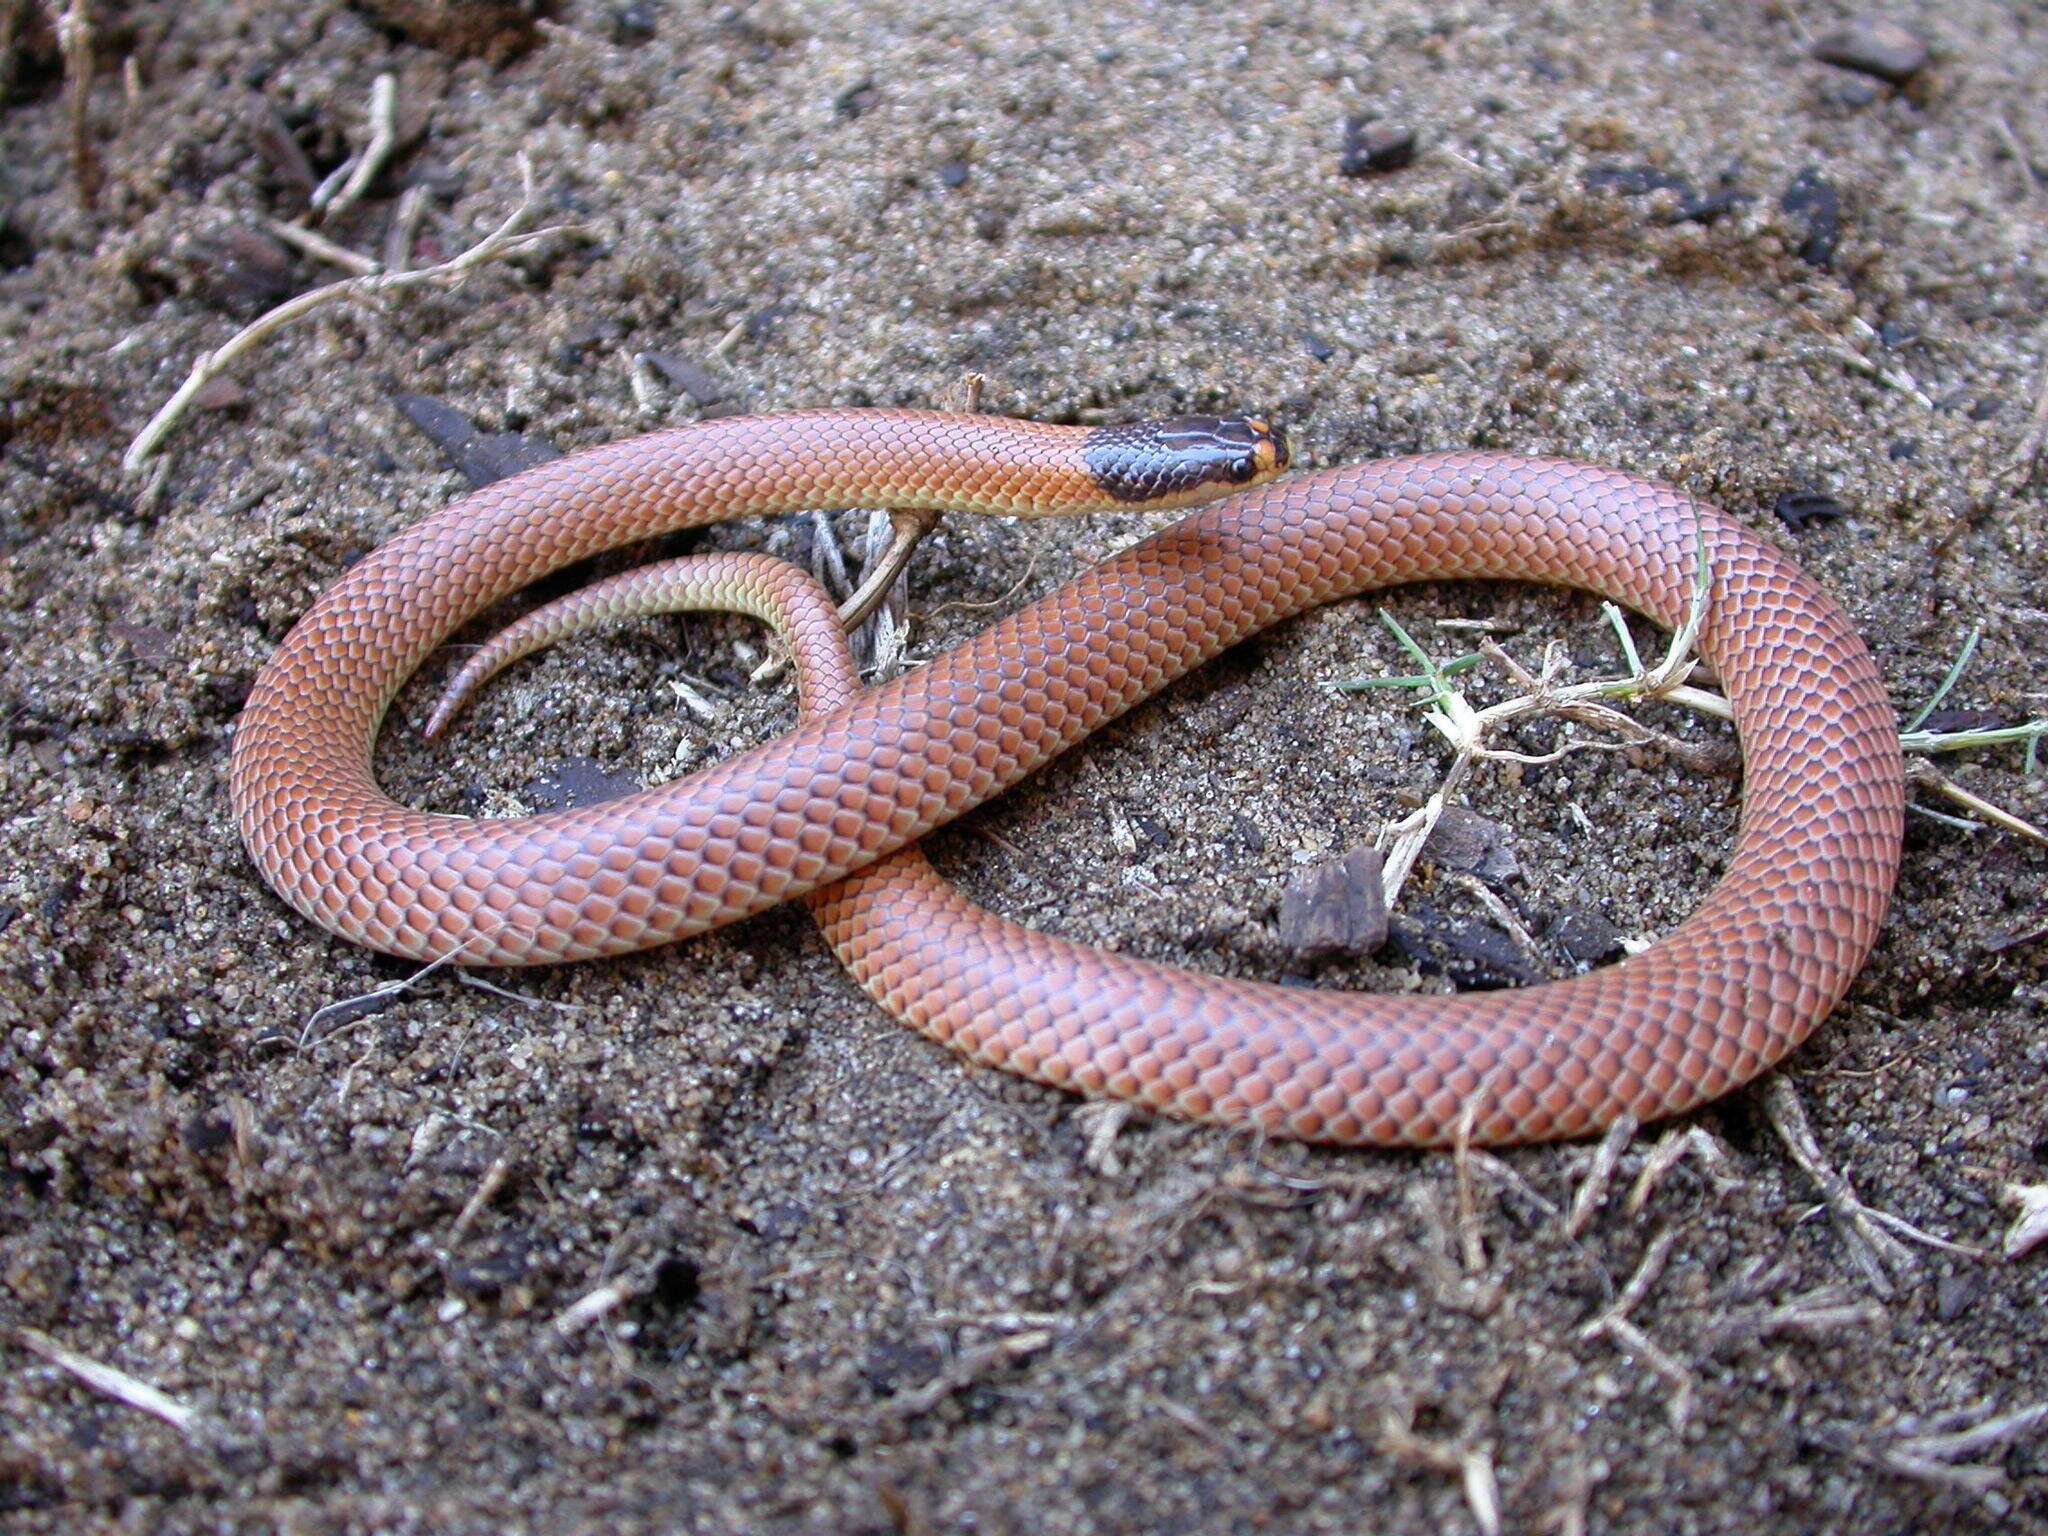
1234;453;1259;480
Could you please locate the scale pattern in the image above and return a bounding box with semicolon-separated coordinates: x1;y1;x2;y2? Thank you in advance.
231;410;1905;1146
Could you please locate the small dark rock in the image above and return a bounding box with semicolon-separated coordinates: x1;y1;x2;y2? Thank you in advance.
182;1113;234;1154
1549;908;1626;967
1774;490;1848;531
1888;439;1919;460
1277;845;1388;962
1339;117;1418;177
609;2;658;44
1812;18;1929;85
189;376;251;413
1934;1270;1983;1322
746;1201;810;1241
447;1236;534;1299
835;79;879;119
1386;903;1541;989
1130;813;1172;852
180;226;301;315
1780;169;1842;268
639;351;730;406
1424;805;1520;883
744;305;788;345
528;757;645;810
390;392;564;488
0;217;35;273
936;160;970;189
1673;186;1746;225
243;96;319;195
1299;331;1335;362
1582;162;1693;200
860;1337;945;1396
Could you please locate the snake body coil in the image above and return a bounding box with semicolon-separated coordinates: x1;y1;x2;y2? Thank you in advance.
231;409;1904;1146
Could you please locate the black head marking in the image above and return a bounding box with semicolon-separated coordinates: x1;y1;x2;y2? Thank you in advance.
1082;416;1290;505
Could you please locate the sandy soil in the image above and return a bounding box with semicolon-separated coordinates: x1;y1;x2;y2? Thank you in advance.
3;1;2045;1531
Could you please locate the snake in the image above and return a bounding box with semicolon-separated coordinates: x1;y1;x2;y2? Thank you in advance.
230;409;1905;1146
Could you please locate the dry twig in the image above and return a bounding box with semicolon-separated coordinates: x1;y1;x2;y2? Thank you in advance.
16;1327;206;1438
1564;1114;1639;1238
1577;1227;1696;1428
124;158;570;471
1760;1079;1990;1295
41;0;98;204
1824;1398;2048;1499
311;71;398;220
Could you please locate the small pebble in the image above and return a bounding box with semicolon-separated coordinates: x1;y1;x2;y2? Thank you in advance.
747;1201;810;1241
1338;117;1417;177
1811;18;1929;85
640;351;731;406
190;376;251;413
609;2;658;45
1277;844;1388;962
860;1338;944;1395
1423;805;1520;884
1581;163;1692;200
1934;1271;1984;1322
1549;908;1625;966
835;80;879;119
1780;169;1842;269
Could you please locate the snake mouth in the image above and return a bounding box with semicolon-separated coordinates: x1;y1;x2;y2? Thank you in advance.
1083;415;1291;505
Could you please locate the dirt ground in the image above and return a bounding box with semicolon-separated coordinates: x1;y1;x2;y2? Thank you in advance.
2;1;2045;1531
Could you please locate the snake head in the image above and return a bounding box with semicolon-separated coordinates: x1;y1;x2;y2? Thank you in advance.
1083;416;1290;506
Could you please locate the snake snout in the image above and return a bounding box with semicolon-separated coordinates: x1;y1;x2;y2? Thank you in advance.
1082;415;1290;506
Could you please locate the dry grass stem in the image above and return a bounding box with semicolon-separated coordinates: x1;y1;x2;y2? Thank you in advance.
1826;1398;2048;1499
16;1327;205;1437
885;1329;1056;1420
260;214;380;274
448;1156;512;1243
1565;1114;1640;1238
1624;1126;1731;1216
1763;1079;1924;1296
41;0;97;204
124;158;569;471
1576;1227;1696;1425
311;71;398;220
551;1279;635;1339
1904;757;2048;844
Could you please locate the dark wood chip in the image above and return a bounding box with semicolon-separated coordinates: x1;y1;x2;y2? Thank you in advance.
1277;844;1388;962
390;391;564;487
